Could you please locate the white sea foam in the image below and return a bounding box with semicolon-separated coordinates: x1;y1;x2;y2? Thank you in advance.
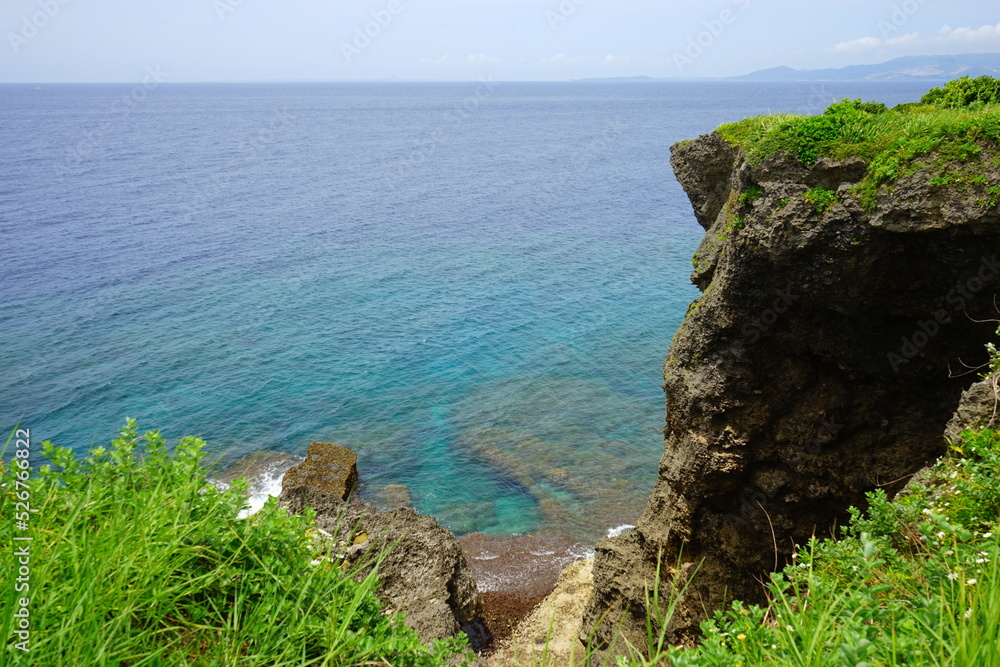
606;524;635;538
213;456;300;519
238;468;288;519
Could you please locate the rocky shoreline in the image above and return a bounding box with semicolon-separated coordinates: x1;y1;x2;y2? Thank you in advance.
218;442;601;652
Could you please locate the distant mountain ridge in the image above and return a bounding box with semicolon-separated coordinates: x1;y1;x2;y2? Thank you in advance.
732;53;1000;82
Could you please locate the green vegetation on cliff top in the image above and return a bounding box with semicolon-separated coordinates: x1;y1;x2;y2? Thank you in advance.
715;76;1000;210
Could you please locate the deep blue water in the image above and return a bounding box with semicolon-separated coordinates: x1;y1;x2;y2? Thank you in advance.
1;80;933;541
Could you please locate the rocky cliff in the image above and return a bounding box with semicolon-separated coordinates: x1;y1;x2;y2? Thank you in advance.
582;132;1000;649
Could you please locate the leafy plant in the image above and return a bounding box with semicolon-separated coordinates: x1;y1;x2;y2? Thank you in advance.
804;187;839;214
922;76;1000;109
738;187;763;205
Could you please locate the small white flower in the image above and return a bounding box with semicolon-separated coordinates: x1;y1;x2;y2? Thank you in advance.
967;578;978;585
945;550;954;556
937;531;947;540
984;533;994;539
965;608;973;619
977;558;988;564
786;625;794;632
981;551;990;557
948;572;960;581
771;644;778;650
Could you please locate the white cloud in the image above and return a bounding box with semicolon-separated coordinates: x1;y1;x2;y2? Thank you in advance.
887;33;920;47
830;36;882;54
941;22;1000;43
830;22;1000;55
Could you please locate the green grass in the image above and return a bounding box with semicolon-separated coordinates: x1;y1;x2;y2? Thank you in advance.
0;420;471;666
614;422;1000;667
714;83;1000;211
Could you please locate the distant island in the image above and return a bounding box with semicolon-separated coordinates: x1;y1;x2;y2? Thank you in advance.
733;53;1000;81
573;53;1000;83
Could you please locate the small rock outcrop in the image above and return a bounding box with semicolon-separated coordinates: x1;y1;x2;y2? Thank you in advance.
583;133;1000;650
280;441;358;515
279;444;490;650
945;377;999;443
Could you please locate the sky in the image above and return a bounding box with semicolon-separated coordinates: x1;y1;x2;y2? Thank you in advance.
0;0;998;83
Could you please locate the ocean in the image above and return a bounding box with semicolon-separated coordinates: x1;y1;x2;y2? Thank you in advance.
0;80;933;543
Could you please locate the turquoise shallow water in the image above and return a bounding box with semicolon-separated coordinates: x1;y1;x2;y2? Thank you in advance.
0;81;932;542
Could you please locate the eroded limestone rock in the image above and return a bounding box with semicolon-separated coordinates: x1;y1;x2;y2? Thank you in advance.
280;441;358;514
279;443;489;650
583;134;1000;650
